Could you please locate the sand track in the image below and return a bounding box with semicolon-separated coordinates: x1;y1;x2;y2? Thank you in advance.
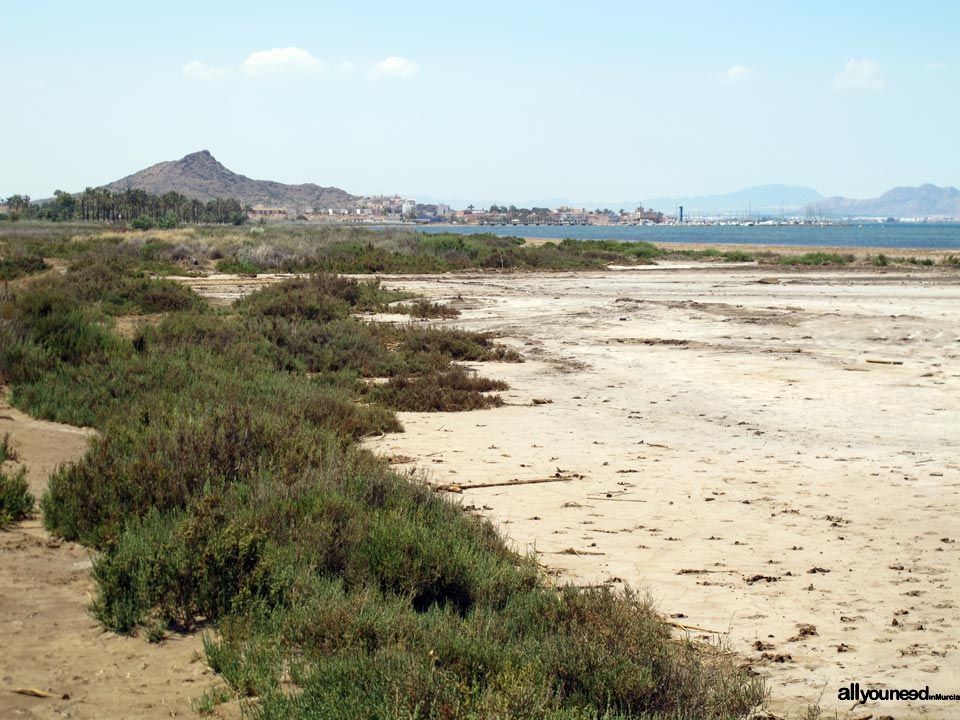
0;398;235;719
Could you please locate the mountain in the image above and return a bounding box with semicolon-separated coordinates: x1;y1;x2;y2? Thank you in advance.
636;185;825;216
805;184;960;219
104;150;357;211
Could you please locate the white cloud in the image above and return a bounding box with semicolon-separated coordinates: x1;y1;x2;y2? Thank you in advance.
369;56;419;80
927;61;947;71
832;58;886;91
241;47;323;78
720;64;751;83
183;60;231;81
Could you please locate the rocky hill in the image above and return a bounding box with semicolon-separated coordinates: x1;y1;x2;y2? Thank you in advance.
806;184;960;219
104;150;357;212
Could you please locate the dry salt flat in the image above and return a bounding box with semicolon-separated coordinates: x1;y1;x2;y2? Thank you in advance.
366;265;960;719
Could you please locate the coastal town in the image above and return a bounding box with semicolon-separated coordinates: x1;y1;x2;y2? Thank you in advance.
245;196;669;225
244;197;945;226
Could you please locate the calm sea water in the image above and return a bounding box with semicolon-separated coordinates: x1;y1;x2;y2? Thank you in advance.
400;223;960;250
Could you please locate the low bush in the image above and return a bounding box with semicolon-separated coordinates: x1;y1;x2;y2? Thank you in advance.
0;255;49;281
66;255;203;314
392;299;460;318
400;326;523;364
779;252;853;266
367;366;508;412
237;273;409;320
131;216;156;231
0;434;33;527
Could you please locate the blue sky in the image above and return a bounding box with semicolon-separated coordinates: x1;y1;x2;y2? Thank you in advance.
3;1;957;205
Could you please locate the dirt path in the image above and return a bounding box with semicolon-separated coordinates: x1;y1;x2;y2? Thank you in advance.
0;396;235;719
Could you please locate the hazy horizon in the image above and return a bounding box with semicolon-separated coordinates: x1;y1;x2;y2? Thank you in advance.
3;1;957;201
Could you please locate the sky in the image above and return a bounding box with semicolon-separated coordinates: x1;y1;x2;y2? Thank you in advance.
2;1;958;206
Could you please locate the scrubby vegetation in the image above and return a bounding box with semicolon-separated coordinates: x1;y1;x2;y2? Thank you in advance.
0;434;34;528
0;254;50;281
367;366;509;412
0;226;765;718
778;252;854;266
668;247;755;263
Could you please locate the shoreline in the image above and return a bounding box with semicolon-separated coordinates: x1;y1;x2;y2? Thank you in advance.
517;235;957;259
365;265;960;718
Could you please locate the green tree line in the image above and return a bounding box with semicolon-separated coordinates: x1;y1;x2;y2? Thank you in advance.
2;188;249;226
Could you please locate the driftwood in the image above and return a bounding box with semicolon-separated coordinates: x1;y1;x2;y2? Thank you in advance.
663;620;724;634
13;688;55;698
865;358;903;365
433;476;575;493
587;496;647;503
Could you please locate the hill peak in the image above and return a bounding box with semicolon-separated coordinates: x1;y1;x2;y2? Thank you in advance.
180;149;216;162
103;151;357;211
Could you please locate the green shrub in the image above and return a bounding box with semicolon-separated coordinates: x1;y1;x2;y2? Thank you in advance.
401;326;522;364
43;401;334;546
237;274;409;319
367;367;508;412
392;299;460;318
156;212;179;230
779;252;853;266
66;255;204;314
131;216;156;230
0;434;34;527
0;255;49;280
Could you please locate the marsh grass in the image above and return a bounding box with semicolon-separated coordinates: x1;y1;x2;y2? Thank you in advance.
0;231;765;718
779;252;854;266
667;248;755;263
192;685;234;715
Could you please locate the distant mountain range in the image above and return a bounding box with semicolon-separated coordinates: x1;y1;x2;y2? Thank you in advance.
804;184;960;219
104;150;357;212
636;185;825;216
95;151;958;219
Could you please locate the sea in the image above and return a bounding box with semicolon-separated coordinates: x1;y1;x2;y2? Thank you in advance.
396;223;960;250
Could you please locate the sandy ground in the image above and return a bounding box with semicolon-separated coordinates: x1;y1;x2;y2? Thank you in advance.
5;258;957;718
359;266;960;719
0;398;236;719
